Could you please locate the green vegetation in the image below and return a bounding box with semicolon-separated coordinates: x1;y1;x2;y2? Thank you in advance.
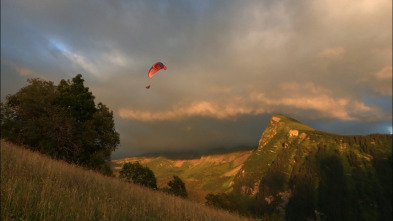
119;162;158;189
1;75;119;175
1;140;256;221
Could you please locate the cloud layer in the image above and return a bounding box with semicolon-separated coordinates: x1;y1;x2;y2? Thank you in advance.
118;82;385;122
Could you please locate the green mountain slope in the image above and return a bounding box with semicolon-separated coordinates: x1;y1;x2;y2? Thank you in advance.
232;114;315;196
233;114;392;220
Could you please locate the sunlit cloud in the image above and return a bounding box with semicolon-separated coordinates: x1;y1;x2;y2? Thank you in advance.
359;66;392;96
16;67;33;76
118;101;256;121
2;60;33;76
374;66;392;80
119;82;380;122
318;47;346;59
264;96;374;121
373;66;392;96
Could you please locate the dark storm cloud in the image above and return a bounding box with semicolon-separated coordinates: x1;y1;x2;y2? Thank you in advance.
2;0;392;158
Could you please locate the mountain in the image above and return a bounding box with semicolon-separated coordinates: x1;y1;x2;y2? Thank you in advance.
112;114;392;220
233;114;392;220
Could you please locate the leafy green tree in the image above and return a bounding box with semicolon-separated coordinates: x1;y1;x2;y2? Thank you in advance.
164;175;188;198
1;78;60;151
0;75;119;175
119;162;157;189
57;74;96;122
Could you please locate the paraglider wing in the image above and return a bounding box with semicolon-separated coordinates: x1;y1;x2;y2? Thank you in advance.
148;62;167;78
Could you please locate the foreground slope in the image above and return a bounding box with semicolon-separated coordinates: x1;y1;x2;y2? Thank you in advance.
0;140;255;221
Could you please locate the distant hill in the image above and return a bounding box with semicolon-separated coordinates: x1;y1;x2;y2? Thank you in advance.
137;145;256;160
112;149;253;202
0;140;254;221
113;114;392;220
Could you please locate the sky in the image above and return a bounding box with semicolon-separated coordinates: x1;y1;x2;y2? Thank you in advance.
1;0;392;159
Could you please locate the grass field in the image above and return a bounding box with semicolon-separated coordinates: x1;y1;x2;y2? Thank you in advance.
1;140;256;221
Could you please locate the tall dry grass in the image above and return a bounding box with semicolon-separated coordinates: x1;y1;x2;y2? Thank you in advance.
1;140;255;221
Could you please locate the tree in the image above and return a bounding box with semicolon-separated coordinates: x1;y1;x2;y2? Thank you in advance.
164;175;188;198
0;75;119;175
119;162;157;189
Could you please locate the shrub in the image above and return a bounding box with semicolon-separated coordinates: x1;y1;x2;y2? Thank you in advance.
119;162;157;189
163;176;188;198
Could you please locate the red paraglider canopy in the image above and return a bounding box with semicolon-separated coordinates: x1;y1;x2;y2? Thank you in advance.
148;62;167;78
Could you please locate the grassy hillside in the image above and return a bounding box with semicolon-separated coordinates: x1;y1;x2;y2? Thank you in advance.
1;140;255;221
112;150;253;202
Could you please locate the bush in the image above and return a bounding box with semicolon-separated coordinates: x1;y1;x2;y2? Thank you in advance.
162;176;188;198
119;162;157;189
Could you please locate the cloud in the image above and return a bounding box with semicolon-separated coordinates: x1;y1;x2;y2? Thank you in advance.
373;66;392;96
318;47;346;59
264;96;373;121
11;64;33;76
1;59;49;79
46;37;134;79
374;66;392;80
358;66;392;96
118;101;255;121
119;82;382;122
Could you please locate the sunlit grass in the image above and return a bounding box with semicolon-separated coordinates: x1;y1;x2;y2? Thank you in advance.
1;140;256;221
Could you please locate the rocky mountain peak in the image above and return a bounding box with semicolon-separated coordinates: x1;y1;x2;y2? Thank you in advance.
258;114;314;147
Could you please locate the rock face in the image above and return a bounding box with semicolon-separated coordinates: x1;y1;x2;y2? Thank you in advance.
288;129;298;137
258;116;283;147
